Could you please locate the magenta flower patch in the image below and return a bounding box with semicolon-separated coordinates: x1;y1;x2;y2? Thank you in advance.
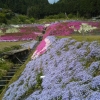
31;38;51;59
43;22;73;39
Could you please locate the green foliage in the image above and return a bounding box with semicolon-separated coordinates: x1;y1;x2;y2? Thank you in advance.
0;58;13;79
0;13;7;24
2;47;12;52
18;15;28;22
35;71;43;89
0;9;14;24
30;17;35;23
25;19;31;24
11;45;21;50
67;13;76;19
0;69;6;79
56;51;61;56
7;17;20;24
0;0;100;19
0;29;3;35
0;45;21;55
7;15;35;24
0;8;36;24
58;13;66;18
45;13;66;19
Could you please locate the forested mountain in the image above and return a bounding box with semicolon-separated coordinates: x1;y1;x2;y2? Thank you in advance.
0;0;100;19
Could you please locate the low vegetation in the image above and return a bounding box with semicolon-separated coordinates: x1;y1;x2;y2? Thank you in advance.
0;58;13;79
58;35;100;42
0;41;27;50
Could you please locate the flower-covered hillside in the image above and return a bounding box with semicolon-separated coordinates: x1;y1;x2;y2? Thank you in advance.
0;24;44;41
3;36;100;100
43;21;100;39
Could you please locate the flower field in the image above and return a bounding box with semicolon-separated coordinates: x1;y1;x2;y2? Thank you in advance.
1;20;100;100
0;24;44;41
3;35;100;100
0;21;100;42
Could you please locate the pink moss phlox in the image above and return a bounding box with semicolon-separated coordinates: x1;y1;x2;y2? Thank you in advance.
0;35;19;41
86;21;99;27
37;25;44;31
31;38;50;59
43;22;73;38
36;40;46;53
67;21;81;30
20;29;26;33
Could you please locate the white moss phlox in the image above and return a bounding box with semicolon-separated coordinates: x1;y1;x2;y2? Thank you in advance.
78;23;97;33
6;28;20;33
69;26;78;32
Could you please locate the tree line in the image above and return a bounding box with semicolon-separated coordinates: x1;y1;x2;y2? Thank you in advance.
0;0;100;19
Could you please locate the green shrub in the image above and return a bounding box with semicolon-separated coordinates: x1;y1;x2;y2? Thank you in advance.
0;13;7;24
67;13;76;18
58;13;66;18
30;17;35;23
11;45;21;50
0;59;13;79
25;19;31;24
7;17;20;24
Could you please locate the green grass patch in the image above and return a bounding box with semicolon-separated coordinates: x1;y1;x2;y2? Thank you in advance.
36;18;68;24
0;59;14;79
0;41;28;50
57;35;100;42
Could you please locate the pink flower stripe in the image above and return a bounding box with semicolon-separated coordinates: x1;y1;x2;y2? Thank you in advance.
31;38;50;59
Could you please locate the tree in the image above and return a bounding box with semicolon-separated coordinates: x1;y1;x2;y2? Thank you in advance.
0;13;7;24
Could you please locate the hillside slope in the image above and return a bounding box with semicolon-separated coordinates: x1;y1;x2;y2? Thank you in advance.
2;36;100;100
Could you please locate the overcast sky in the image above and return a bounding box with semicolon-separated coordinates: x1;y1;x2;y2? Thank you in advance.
48;0;59;4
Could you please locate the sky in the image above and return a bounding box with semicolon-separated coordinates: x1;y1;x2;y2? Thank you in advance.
48;0;59;4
